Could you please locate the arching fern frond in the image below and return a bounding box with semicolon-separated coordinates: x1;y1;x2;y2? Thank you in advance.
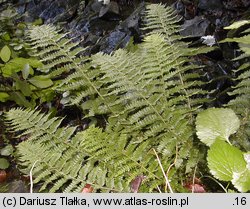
8;3;212;192
6;108;169;192
27;24;122;116
142;3;181;43
27;24;88;78
142;3;214;56
5;108;70;141
56;4;207;181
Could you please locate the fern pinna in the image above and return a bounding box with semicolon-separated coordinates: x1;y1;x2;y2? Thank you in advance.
222;20;250;150
5;4;211;192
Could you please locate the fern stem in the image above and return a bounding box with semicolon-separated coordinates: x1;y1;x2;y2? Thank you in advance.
191;164;198;193
29;160;39;193
153;148;174;193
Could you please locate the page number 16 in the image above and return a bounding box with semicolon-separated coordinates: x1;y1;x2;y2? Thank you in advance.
234;197;247;206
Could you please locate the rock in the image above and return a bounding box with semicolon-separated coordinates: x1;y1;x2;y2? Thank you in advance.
99;30;128;53
180;16;210;37
198;0;223;10
8;180;29;193
222;0;250;9
242;0;250;7
99;1;120;19
117;2;144;36
91;0;103;13
24;0;81;23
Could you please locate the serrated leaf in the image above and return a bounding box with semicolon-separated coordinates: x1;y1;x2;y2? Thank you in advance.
207;140;246;181
224;20;250;30
232;169;250;192
196;108;240;146
0;45;11;63
1;57;40;77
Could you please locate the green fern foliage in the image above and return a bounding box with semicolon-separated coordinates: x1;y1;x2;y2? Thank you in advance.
28;24;117;116
222;20;250;150
4;3;213;192
57;18;204;178
142;4;214;56
142;4;181;42
27;24;88;78
6;108;167;192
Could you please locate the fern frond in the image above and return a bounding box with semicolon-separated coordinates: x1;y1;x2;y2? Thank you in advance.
27;25;88;77
142;3;181;43
8;4;211;192
5;108;67;141
27;25;123;116
56;4;206;183
6;109;168;192
223;21;250;150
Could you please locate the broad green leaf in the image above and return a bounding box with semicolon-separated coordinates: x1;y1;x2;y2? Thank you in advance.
1;145;14;156
22;64;30;79
29;76;53;88
0;45;11;63
1;57;41;77
224;20;250;30
0;158;9;169
0;92;9;102
232;169;250;192
208;140;246;181
196;108;240;146
2;33;10;41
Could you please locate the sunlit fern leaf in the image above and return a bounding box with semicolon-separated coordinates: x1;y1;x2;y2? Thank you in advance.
88;33;202;183
4;108;65;140
142;3;181;42
26;24;88;77
7;3;211;192
142;3;215;56
6;109;168;192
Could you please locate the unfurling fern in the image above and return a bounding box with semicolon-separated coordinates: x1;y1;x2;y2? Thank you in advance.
221;20;250;150
5;4;212;192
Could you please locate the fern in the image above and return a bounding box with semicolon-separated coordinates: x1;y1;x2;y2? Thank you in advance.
4;4;213;192
56;4;208;170
26;24;88;78
142;4;215;56
221;20;250;150
6;108;166;192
